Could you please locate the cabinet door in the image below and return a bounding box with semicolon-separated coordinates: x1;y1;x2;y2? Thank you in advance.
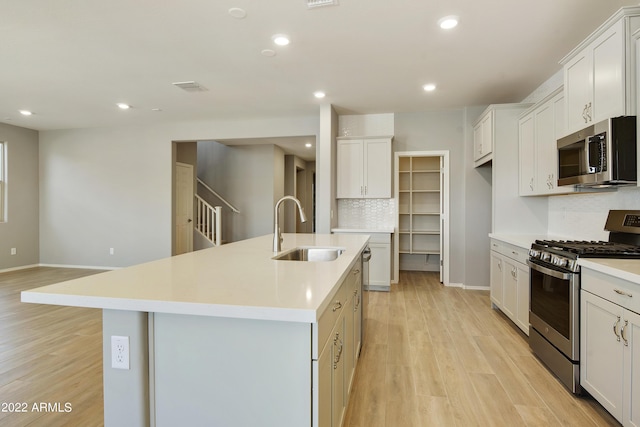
518;112;536;195
480;111;493;158
502;259;518;322
534;102;555;194
623;308;640;427
581;290;624;420
332;314;346;427
473;121;483;162
490;251;503;307
344;291;355;397
515;262;530;335
368;242;390;290
592;21;625;124
564;51;593;133
363;139;391;198
313;343;332;427
337;140;363;198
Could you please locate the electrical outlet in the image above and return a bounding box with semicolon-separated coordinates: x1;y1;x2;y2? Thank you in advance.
10;248;16;255
111;335;130;370
109;248;115;255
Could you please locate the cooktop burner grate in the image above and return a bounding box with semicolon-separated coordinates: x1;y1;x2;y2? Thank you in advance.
534;239;640;257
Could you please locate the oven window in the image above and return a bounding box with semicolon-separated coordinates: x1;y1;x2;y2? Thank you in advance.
530;268;570;339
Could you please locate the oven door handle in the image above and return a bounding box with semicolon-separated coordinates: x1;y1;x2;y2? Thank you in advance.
526;260;573;280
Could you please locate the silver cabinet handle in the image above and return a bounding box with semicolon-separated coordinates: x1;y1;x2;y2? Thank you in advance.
333;332;343;369
613;316;621;342
497;259;502;271
614;289;633;298
332;300;342;312
621;320;629;347
353;269;360;275
354;290;360;312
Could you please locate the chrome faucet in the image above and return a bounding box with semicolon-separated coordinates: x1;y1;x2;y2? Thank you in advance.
273;196;307;252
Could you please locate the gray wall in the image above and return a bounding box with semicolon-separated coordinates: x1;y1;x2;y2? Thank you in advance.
394;109;492;288
38;116;318;268
0;123;39;270
197;142;286;243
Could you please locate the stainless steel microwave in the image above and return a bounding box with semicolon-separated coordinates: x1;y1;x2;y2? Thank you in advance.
557;116;637;187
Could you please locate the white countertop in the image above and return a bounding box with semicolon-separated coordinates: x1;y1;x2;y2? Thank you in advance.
332;227;394;234
488;233;546;249
579;258;640;284
21;233;369;323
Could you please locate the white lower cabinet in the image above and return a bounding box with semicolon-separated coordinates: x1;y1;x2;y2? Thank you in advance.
581;268;640;426
489;239;529;335
333;231;391;291
313;260;362;427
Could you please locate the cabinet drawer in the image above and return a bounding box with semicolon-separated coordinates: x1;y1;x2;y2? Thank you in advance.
316;278;349;358
582;268;640;315
490;240;529;264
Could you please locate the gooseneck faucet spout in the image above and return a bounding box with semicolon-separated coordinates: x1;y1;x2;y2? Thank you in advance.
273;196;307;253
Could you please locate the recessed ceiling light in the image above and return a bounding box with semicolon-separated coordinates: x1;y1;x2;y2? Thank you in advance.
423;83;436;92
272;34;290;46
313;91;326;98
117;103;130;110
228;7;247;19
261;49;276;57
19;110;32;116
305;143;313;148
438;15;459;30
151;108;162;112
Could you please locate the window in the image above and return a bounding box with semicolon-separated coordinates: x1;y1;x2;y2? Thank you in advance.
0;142;4;222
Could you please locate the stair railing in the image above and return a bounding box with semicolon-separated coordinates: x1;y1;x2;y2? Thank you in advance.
195;195;222;246
197;178;240;214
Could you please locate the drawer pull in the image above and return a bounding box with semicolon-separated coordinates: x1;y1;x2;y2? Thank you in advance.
614;289;633;298
332;301;342;312
353;269;360;275
613;316;621;342
621;320;629;347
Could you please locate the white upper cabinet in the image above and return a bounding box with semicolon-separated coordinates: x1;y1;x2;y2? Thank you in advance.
337;137;392;199
561;8;640;135
518;88;571;196
473;109;493;167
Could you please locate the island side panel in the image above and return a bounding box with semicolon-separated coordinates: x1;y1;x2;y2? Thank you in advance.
102;310;150;427
153;313;312;427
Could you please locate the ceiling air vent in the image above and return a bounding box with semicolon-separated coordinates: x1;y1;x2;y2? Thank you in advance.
307;0;338;8
172;81;208;92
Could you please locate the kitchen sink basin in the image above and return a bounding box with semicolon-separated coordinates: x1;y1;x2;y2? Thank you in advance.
272;246;345;262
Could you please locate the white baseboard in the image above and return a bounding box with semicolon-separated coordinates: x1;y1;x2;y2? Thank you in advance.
38;263;119;271
444;282;490;291
0;264;40;274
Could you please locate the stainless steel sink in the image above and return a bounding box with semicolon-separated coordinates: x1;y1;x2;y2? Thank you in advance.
272;246;345;262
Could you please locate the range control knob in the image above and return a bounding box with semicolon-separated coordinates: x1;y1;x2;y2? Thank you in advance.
529;249;540;259
540;252;551;262
551;256;567;268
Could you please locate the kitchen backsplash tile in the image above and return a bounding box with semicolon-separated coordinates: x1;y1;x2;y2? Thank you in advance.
337;198;396;229
548;186;640;240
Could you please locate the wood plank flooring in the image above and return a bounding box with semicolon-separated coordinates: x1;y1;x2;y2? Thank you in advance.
345;271;620;427
0;267;104;427
0;267;621;426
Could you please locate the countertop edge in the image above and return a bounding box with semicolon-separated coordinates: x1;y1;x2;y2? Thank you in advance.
579;258;640;285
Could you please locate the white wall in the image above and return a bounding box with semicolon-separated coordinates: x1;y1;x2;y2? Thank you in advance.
0;123;39;270
394;110;471;286
197;142;285;243
39;116;318;268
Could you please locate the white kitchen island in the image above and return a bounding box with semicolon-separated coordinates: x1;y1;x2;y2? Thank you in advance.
22;233;369;427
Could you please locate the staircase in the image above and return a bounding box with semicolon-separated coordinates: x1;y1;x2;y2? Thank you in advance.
195;195;222;246
195;178;240;247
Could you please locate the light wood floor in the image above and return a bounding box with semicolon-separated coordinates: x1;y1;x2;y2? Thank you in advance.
0;268;621;426
0;267;104;427
345;271;619;427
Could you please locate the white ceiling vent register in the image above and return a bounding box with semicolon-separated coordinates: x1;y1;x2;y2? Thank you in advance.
307;0;338;8
172;81;208;92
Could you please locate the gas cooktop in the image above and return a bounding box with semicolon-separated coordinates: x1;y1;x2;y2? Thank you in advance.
533;240;640;258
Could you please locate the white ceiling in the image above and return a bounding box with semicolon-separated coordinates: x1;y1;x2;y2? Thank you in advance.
1;0;638;134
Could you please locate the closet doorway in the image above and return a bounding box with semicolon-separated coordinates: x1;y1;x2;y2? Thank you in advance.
394;151;449;285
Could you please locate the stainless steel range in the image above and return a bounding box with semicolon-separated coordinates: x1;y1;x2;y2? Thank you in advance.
527;210;640;394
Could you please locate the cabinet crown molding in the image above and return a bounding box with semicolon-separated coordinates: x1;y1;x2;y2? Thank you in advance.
559;6;640;65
